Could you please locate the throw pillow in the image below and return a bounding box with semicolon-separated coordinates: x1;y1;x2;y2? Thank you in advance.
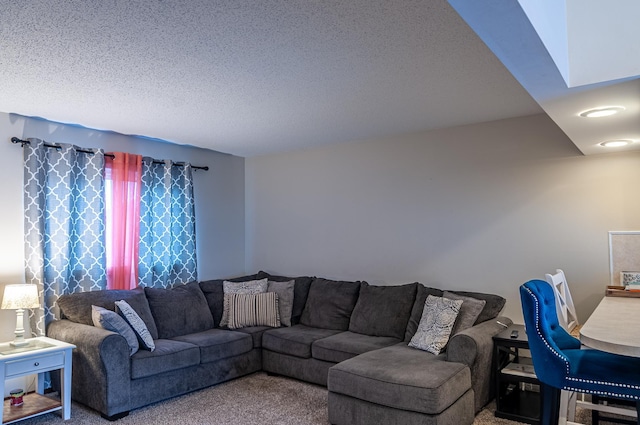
115;300;155;351
258;271;314;325
144;282;213;339
449;290;506;325
219;278;268;327
404;284;445;342
267;280;295;327
198;272;263;327
223;278;269;294
299;278;362;331
443;291;486;336
348;282;417;339
91;305;139;356
408;295;463;355
224;292;280;329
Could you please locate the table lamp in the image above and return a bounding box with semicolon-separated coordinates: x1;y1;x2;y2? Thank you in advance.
1;284;40;347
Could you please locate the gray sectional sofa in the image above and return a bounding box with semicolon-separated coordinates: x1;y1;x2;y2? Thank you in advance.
46;271;511;424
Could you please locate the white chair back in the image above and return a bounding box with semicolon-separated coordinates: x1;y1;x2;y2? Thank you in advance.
545;269;579;332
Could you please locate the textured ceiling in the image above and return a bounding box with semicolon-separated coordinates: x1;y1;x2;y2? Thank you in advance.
0;0;542;157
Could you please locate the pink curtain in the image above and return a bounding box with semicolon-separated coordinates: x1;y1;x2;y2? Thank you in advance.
105;153;142;290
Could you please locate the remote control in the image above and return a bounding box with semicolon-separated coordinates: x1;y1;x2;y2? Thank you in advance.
510;330;519;338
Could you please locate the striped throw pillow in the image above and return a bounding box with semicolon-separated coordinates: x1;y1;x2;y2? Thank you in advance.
224;292;280;330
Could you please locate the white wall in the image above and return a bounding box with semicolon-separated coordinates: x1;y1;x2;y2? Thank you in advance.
0;112;246;341
246;114;640;324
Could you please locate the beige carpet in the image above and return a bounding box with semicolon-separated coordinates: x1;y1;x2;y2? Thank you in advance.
16;372;616;424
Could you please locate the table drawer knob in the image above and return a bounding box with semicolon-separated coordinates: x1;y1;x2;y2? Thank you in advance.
34;362;39;366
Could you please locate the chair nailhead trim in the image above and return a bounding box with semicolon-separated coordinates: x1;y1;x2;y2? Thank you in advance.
564;386;640;400
566;377;640;390
524;287;571;376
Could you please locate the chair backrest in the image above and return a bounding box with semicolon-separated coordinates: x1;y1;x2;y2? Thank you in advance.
545;269;579;332
519;280;580;389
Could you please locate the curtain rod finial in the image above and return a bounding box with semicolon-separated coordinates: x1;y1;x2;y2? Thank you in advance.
10;137;29;146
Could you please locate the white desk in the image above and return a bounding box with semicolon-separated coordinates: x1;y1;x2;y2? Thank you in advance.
580;296;640;357
0;337;75;424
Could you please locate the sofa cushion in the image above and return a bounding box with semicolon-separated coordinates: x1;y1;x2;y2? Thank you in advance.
449;290;506;324
145;282;214;339
443;291;486;336
57;287;158;339
91;305;139;356
404;284;444;342
130;339;200;379
327;343;471;415
312;331;401;363
172;329;253;363
199;273;262;327
258;271;314;325
348;282;416;339
262;325;342;359
300;278;361;331
408;295;462;355
267;279;295;327
224;292;280;329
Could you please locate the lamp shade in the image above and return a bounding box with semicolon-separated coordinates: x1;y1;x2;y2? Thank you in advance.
1;284;40;310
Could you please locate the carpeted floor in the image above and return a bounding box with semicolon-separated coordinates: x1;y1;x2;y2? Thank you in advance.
13;372;614;424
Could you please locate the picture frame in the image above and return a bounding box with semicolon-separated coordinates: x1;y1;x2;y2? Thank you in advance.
609;231;640;286
621;271;640;287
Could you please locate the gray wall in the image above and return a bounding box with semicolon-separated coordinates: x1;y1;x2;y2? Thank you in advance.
0;112;246;342
246;114;640;323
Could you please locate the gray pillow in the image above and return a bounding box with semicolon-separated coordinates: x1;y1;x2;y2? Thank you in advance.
219;278;269;327
144;282;214;339
92;305;139;356
267;280;295;327
443;291;486;336
449;290;506;324
408;295;462;355
115;300;155;351
348;282;417;339
258;271;314;325
57;287;158;339
300;278;361;331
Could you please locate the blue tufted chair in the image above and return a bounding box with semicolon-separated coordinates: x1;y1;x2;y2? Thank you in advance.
520;279;640;425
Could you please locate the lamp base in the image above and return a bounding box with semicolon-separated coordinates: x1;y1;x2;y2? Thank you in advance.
10;308;29;348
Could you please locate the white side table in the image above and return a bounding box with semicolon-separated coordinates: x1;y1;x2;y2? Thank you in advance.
0;337;75;424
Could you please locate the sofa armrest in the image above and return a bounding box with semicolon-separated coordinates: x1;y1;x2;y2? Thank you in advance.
446;316;513;413
47;319;132;417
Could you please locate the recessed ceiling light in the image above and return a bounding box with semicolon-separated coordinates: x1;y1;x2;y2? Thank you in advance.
599;139;632;148
579;106;625;118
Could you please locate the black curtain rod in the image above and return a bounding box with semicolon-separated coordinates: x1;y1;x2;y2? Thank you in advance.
11;137;209;171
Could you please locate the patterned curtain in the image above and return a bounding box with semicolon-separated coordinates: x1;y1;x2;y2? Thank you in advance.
138;158;197;288
23;138;107;336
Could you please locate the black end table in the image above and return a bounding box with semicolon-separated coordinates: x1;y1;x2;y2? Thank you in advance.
493;324;542;425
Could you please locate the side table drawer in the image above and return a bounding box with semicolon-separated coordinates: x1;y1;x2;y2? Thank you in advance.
5;352;65;377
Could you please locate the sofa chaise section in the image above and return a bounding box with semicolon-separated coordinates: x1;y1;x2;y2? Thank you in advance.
326;281;511;425
328;343;475;425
